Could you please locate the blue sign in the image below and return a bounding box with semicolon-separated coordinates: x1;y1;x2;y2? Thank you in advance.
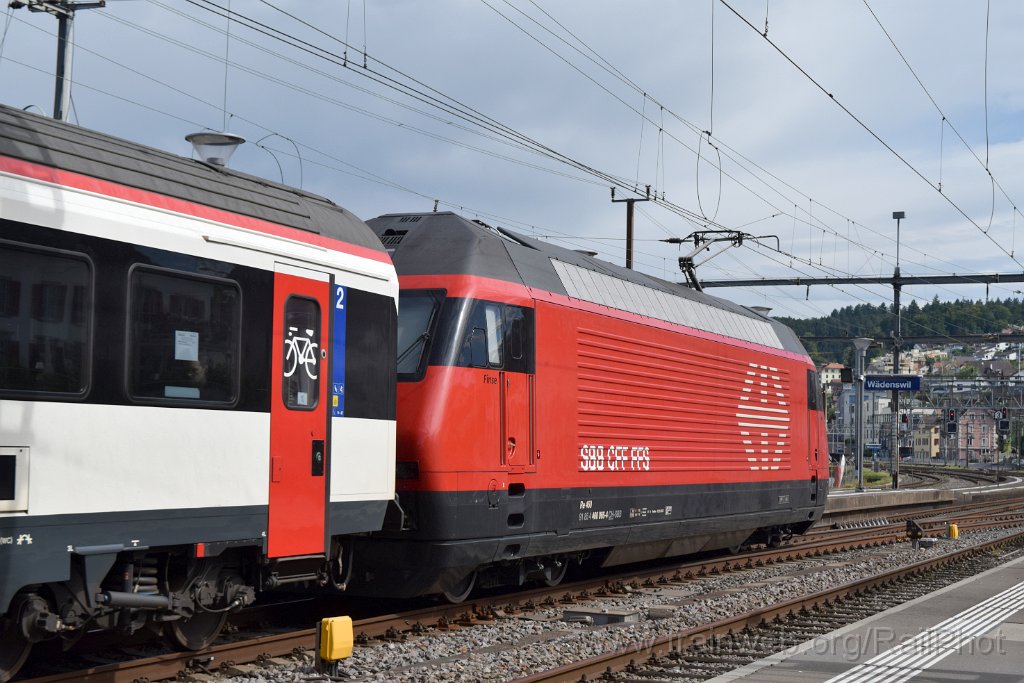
331;285;347;417
864;375;920;392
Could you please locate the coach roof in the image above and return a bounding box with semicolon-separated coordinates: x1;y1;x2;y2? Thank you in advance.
0;104;384;253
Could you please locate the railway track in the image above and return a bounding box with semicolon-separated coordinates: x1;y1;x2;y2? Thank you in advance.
899;464;1006;488
516;531;1024;683
15;497;1024;683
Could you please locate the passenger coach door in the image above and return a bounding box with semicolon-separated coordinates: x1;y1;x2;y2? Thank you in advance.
268;268;331;558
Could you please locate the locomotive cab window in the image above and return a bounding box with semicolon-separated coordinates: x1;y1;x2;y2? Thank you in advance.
128;267;240;404
397;289;443;380
282;296;320;410
0;241;92;396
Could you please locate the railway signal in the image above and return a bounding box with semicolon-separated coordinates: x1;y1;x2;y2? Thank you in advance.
946;408;957;434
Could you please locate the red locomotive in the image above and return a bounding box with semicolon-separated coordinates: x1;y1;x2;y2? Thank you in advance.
357;212;830;601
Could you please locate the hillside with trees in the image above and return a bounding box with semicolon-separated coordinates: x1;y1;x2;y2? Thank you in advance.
774;297;1024;365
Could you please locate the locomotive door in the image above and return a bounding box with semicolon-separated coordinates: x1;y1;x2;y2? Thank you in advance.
268;267;331;558
806;369;820;468
500;372;534;472
500;305;535;473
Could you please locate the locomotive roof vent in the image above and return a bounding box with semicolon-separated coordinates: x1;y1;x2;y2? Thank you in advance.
398;216;422;223
185;131;245;168
380;229;408;246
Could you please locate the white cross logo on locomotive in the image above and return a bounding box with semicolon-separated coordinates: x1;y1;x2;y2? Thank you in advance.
284;326;319;380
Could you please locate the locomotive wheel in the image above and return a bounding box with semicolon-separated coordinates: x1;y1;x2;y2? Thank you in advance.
542;560;568;587
440;570;476;604
164;609;227;651
0;619;32;683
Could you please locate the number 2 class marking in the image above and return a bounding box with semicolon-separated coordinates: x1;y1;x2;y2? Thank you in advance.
335;286;345;310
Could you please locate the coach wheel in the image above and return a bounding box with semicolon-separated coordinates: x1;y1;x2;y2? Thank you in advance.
542;560;568;587
164;608;227;651
441;570;476;604
0;618;32;683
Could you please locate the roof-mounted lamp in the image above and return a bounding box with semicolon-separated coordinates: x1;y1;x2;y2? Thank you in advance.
185;131;245;168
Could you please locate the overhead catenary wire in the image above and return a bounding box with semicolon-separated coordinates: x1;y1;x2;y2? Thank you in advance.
864;0;1021;249
11;0;1015;315
235;0;1019;294
718;0;1023;270
183;0;742;232
477;0;1015;292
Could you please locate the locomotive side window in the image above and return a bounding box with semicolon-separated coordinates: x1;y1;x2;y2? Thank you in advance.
0;241;91;395
484;304;502;366
282;296;320;410
502;305;535;374
807;369;821;411
508;309;524;360
458;301;503;368
128;267;240;404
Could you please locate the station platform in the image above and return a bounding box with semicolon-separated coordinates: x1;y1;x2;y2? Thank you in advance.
821;488;954;526
821;479;1024;526
709;552;1024;682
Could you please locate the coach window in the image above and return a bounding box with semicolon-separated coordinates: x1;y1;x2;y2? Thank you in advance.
282;297;320;410
128;267;240;404
0;241;91;395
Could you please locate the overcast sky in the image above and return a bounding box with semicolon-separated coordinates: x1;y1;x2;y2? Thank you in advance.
2;1;1023;323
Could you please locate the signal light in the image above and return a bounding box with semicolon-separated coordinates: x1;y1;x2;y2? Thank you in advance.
999;419;1010;433
947;408;957;422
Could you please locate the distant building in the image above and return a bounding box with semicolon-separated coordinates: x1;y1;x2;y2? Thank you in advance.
953;408;999;464
911;414;940;460
820;362;844;386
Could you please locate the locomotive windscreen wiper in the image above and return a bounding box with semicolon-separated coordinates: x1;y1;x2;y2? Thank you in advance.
397;332;430;366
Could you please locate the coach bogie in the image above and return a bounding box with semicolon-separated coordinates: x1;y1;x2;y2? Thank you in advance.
161;554;254;651
4;550;255;649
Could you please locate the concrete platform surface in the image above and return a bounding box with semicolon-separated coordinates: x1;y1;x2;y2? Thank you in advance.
708;551;1024;682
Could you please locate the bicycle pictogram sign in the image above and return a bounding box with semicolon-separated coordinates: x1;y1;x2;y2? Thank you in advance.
284;326;319;380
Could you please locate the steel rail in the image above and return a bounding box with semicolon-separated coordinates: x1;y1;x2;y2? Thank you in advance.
510;529;1024;683
18;497;1024;683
